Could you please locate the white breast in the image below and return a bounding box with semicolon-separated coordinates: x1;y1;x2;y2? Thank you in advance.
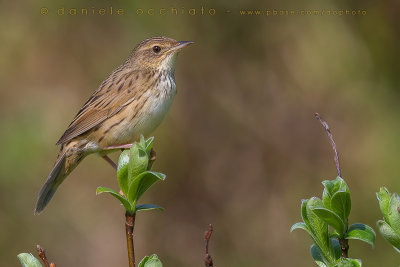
118;74;177;143
142;76;177;134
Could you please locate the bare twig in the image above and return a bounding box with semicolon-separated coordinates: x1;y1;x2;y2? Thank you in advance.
125;212;136;267
314;113;342;177
204;224;214;267
36;245;56;267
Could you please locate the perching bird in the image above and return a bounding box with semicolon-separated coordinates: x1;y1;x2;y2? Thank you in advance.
35;36;193;214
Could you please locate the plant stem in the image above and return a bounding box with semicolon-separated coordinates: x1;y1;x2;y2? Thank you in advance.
125;212;136;267
204;224;214;267
339;238;349;258
315;113;350;258
37;245;50;267
36;245;56;267
124;146;156;267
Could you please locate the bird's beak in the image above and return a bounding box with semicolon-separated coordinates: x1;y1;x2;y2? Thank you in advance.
173;41;194;50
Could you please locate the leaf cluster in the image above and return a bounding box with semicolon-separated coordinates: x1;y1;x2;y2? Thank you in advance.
291;177;375;267
97;136;166;214
376;187;400;253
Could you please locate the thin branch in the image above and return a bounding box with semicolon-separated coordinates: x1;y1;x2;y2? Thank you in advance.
36;245;56;267
339;238;349;258
204;224;214;267
314;113;342;177
125;212;136;267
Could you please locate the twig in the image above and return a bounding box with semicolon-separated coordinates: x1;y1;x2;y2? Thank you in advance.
339;238;349;258
314;113;342;177
36;245;56;267
204;224;214;267
125;212;136;267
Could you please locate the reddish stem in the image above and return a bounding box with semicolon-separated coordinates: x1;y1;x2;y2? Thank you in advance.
125;212;136;267
204;224;214;267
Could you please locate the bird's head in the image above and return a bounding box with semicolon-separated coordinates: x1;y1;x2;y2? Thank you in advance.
129;36;193;72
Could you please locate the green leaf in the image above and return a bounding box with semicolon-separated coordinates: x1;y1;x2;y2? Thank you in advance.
331;238;341;260
330;191;351;222
139;135;146;148
136;204;165;212
331;230;340;239
337;258;362;267
96;186;132;212
322;180;335;210
290;222;312;235
377;187;391;222
117;150;130;196
346;223;376;247
128;171;166;203
387;193;400;235
322;179;335;196
139;256;150;267
335;177;350;193
310;244;327;267
377;220;400;251
310;239;341;267
312;207;346;235
128;143;149;187
17;253;42;267
301;199;311;229
322;188;333;211
143;254;163;267
306;198;334;263
322;177;349;196
294;199;338;265
145;137;155;154
322;177;349;213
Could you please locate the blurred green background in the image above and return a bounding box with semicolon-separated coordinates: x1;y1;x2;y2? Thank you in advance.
0;0;399;266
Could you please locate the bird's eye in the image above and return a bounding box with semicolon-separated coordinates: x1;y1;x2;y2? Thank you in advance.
152;46;161;53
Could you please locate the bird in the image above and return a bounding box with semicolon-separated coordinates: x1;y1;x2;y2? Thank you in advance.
35;36;193;214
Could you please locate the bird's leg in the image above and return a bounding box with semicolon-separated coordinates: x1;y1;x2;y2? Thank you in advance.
101;144;134;169
147;148;157;170
102;155;117;170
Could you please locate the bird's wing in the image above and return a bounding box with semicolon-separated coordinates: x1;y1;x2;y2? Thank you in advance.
56;69;148;145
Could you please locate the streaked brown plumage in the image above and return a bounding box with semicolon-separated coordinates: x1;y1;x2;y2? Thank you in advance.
35;36;193;214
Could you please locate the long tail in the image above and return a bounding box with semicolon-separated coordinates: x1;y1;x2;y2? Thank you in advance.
35;152;68;214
